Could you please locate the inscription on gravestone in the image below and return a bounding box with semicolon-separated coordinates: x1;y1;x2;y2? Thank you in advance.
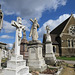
31;48;35;53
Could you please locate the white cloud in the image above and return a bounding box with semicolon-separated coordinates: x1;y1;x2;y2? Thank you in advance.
3;20;15;33
6;43;13;49
3;19;30;33
0;0;67;33
38;14;74;38
0;35;14;39
0;0;67;20
22;19;30;31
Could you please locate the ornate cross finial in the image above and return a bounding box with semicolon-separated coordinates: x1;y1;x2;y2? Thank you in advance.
46;25;50;34
23;29;26;39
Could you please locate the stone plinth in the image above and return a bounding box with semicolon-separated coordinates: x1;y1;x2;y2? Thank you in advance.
20;38;29;60
45;42;57;65
28;41;47;72
3;55;31;75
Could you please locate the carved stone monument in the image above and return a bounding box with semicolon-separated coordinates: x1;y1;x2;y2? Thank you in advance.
0;5;3;30
28;18;47;72
45;25;57;65
20;29;29;60
3;17;31;75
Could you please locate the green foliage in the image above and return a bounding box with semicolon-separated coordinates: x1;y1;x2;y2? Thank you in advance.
56;56;75;61
1;58;8;63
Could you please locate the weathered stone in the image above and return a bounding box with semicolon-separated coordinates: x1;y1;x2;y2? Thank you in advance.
0;5;3;30
29;18;39;41
28;41;47;72
45;25;57;65
3;17;31;75
20;29;29;60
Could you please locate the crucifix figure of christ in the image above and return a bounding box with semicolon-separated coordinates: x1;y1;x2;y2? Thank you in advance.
29;18;39;41
11;17;25;55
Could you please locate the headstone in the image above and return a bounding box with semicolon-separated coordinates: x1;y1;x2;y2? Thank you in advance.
3;17;31;75
45;25;57;65
28;18;47;72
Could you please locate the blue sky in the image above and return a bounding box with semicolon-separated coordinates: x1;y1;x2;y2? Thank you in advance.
0;0;75;49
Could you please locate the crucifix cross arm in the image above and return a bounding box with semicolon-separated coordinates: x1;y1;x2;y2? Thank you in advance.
30;19;34;23
37;23;40;28
11;20;19;28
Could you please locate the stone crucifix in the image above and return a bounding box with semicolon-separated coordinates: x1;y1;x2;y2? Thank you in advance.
11;17;25;55
29;18;39;41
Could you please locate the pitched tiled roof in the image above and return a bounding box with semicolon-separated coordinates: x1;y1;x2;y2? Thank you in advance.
50;16;70;35
0;42;7;45
50;15;72;45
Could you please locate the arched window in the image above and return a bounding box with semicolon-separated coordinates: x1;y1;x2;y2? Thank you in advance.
67;39;70;47
71;39;74;47
74;39;75;47
53;46;56;53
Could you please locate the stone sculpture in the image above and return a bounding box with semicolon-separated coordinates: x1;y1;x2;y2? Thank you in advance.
46;25;51;42
3;17;31;75
28;18;47;72
45;25;57;65
0;5;3;30
11;17;25;45
29;18;39;41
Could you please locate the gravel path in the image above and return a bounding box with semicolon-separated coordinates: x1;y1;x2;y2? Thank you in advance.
57;59;75;64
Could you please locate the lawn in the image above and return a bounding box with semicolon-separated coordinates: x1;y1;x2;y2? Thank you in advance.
56;56;75;61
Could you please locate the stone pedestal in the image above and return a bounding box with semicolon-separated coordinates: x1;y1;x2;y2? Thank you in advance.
28;41;47;72
3;55;31;75
45;42;57;65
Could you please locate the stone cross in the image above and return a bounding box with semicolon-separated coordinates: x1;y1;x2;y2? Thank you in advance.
46;25;50;34
29;18;39;41
11;17;25;55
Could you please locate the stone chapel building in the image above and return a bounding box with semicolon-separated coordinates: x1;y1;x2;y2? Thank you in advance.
50;14;75;56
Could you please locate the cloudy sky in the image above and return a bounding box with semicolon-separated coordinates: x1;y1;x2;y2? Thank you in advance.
0;0;75;49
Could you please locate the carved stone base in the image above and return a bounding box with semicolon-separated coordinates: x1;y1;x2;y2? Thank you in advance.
45;53;57;65
3;55;31;75
28;59;47;72
28;42;47;72
45;43;57;65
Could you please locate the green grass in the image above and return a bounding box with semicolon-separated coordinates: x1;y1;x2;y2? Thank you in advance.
1;58;8;63
56;56;75;61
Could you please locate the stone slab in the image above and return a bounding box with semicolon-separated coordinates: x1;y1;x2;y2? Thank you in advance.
28;42;47;72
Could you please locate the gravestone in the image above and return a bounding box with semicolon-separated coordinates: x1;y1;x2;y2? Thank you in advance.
3;17;31;75
45;25;57;65
28;18;47;72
